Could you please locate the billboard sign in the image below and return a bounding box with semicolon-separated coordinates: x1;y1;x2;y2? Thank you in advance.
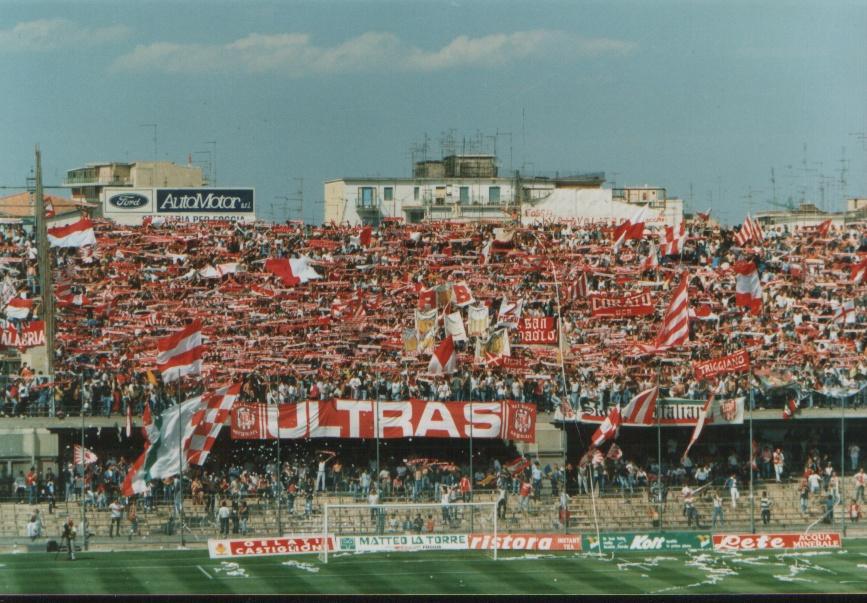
103;188;154;214
156;188;254;213
712;533;841;551
583;532;712;552
207;536;334;559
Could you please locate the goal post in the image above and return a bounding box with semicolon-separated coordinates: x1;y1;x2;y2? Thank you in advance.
319;501;498;563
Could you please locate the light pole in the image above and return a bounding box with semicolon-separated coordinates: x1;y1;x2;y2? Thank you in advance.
205;141;217;185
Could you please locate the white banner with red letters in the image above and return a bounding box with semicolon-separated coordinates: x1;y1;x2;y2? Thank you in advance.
693;350;751;381
517;316;558;346
208;536;334;559
231;399;536;442
712;532;841;551
468;533;582;551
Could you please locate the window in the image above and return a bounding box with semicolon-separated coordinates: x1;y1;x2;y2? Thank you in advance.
359;187;374;208
384;186;393;201
459;186;469;203
489;186;501;204
413;186;419;201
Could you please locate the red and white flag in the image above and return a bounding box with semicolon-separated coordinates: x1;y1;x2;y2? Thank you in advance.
696;208;711;222
640;244;659;272
156;320;204;383
505;457;531;476
73;444;98;466
451;281;475;307
782;396;799;420
850;258;867;285
606;443;623;461
185;383;242;466
564;270;588;303
654;271;690;350
45;199;55;219
480;240;492;265
816;219;832;237
4;297;33;320
47;217;97;248
833;300;856;324
682;394;713;460
591;405;622;447
734;215;764;247
621;386;659;425
734;261;762;315
428;335;457;375
660;223;686;256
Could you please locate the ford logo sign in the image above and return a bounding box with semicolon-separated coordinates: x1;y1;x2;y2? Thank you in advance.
109;193;149;209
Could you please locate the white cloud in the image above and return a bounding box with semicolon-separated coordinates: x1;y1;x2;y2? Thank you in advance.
111;30;635;76
0;19;131;52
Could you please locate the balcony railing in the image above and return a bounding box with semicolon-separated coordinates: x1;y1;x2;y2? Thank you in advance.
63;176;132;186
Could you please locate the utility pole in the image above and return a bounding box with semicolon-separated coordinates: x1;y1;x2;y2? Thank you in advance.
205;141;217;185
34;146;55;376
140;124;157;185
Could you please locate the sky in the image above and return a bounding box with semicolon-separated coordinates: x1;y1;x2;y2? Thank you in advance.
1;0;865;226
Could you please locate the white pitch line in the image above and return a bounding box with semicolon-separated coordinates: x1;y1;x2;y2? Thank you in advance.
196;565;213;580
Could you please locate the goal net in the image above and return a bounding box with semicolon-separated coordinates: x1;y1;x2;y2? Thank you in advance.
319;501;499;563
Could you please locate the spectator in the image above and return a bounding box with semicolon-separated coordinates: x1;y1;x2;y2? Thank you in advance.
760;491;772;525
218;500;230;536
108;498;123;537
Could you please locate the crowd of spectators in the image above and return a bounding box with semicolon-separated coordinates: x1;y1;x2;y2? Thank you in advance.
1;215;865;419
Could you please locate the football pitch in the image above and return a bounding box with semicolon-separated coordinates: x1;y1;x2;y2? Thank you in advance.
0;541;865;595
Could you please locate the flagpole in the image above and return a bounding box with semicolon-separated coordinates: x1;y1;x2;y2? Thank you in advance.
749;384;755;534
79;373;87;551
840;394;846;537
274;372;283;536
587;460;602;555
655;362;663;534
177;378;185;547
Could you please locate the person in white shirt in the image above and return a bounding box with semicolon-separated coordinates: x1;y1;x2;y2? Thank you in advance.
108;499;124;537
218;500;231;536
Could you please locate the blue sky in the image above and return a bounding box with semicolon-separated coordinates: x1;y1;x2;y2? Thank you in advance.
1;0;865;225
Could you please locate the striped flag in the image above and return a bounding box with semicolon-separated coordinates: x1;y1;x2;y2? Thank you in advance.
640;244;659;272
505;457;531;476
621;386;659;425
682;394;713;460
156;320;204;383
851;258;867;285
122;384;240;496
591;405;622;447
5;297;33;320
654;271;690;351
73;445;98;466
734;215;764;247
47;216;97;248
428;335;457;375
734;261;762;315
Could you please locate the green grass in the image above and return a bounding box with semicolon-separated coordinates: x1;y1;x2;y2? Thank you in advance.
0;542;865;595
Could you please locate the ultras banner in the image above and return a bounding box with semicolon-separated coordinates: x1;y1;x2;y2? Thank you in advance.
231;399;536;442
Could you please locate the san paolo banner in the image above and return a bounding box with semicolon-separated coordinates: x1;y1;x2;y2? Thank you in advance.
693;350;751;381
574;397;743;426
231;399;536;442
517;316;558;346
590;291;654;318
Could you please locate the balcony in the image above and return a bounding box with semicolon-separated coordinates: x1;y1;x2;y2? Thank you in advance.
63;176;132;186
